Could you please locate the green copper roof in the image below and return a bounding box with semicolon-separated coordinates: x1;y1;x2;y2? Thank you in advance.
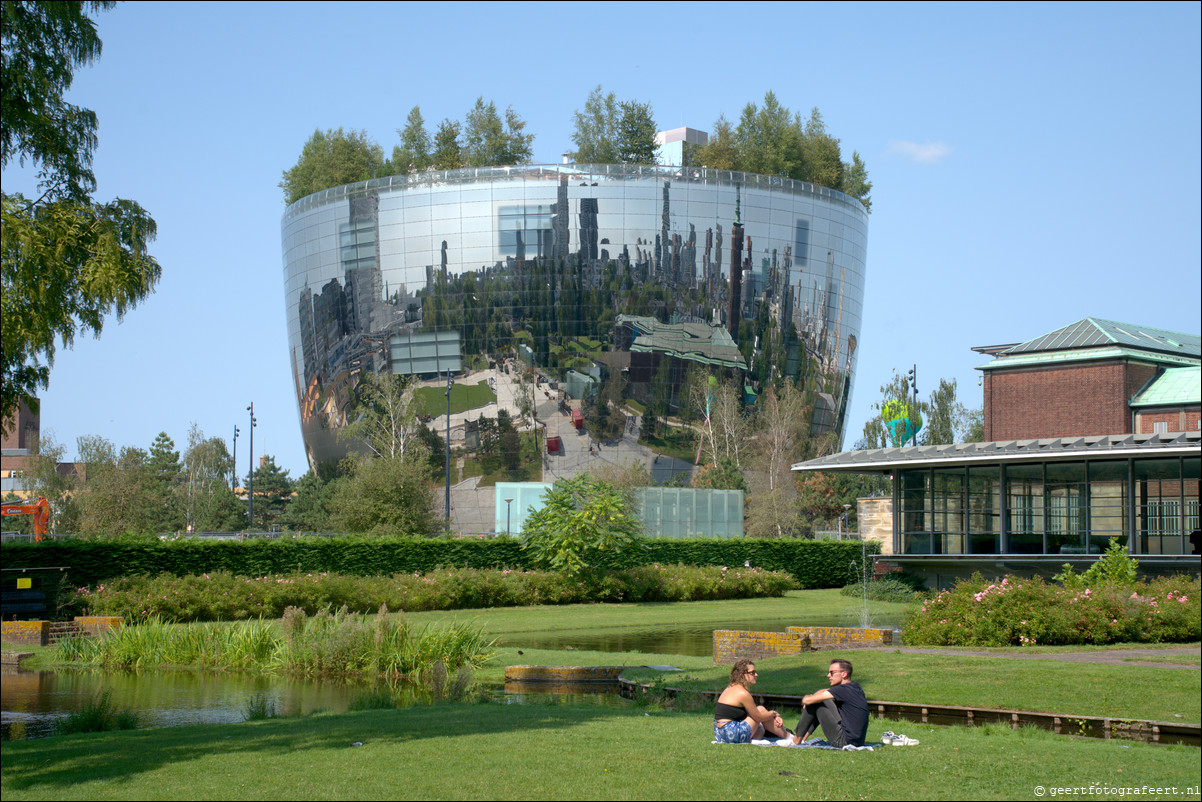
1131;366;1202;407
624;317;746;370
1003;318;1200;359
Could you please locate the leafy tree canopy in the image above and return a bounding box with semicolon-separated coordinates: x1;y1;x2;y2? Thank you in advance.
521;475;644;577
695;92;872;211
279;127;384;205
2;0;160;428
570;86;658;165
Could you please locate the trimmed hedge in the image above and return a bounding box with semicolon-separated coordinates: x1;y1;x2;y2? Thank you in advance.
2;537;876;590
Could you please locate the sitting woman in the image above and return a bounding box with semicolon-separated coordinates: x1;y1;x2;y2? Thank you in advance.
713;658;787;743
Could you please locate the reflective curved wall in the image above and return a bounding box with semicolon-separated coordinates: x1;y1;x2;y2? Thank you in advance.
281;165;869;470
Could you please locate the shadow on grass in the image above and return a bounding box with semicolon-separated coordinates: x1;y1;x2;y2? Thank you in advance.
0;703;620;796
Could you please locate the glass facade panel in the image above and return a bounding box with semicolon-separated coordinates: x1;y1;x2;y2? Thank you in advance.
967;466;1000;553
1087;460;1127;553
1046;462;1086;554
1006;464;1044;554
1185;458;1200;554
1135;458;1182;555
932;468;965;554
899;469;931;554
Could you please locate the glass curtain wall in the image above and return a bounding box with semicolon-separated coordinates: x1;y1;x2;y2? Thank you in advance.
899;459;1189;556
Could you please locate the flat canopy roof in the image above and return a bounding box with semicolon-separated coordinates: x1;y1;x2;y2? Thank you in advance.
792;430;1202;474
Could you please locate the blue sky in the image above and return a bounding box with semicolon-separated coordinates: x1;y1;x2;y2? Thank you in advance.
5;0;1200;480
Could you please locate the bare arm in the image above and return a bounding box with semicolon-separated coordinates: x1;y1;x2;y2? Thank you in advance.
802;688;834;706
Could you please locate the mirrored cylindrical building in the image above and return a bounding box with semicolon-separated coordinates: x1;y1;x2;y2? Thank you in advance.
281;164;869;472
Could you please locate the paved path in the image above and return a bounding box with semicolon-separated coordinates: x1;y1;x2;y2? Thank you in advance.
890;645;1201;669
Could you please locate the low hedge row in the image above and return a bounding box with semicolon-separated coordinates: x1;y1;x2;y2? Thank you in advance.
72;564;798;623
2;538;875;589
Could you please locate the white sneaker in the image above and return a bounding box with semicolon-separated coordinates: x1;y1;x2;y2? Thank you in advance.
891;734;920;746
879;731;896;745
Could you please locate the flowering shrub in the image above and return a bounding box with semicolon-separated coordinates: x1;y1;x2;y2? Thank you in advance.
905;572;1200;646
73;564;797;624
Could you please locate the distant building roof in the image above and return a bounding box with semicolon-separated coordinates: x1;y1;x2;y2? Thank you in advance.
791;430;1202;473
1131;366;1202;408
618;314;746;371
975;318;1200;372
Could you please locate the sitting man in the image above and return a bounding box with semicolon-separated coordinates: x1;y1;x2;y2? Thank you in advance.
791;658;868;748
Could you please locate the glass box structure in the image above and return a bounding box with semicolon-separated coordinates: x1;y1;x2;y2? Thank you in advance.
281;164;870;470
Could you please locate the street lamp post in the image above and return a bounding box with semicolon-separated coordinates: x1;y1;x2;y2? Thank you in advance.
246;403;257;529
445;372;452;522
504;497;514;535
232;425;239;491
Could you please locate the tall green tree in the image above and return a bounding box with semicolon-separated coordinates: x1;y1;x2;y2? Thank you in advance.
74;437;160;537
179;423;239;532
246;456;292;529
616;100;657;164
430;118;463;170
279;127;384;204
462;97;533;167
279;470;339;532
841;150;873;212
570;85;619;163
393;105;432;172
1;1;161;428
569;87;657;165
147;430;183;531
696;115;737;170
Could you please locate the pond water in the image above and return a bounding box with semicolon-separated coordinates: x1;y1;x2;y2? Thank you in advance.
494;615;906;656
3;616;900;740
0;668;630;741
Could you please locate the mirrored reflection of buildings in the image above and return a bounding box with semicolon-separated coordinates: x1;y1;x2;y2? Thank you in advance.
281;163;869;470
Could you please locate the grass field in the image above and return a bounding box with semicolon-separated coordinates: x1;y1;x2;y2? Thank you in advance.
2;703;1198;801
3;590;1199;800
413;383;496;418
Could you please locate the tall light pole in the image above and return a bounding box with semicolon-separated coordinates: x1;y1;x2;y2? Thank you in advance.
505;497;514;535
445;372;452;522
246;403;257;528
907;364;918;447
231;425;239;491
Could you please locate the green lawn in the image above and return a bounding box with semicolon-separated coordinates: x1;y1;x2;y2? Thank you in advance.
3;591;1200;800
413;383;496;417
2;703;1198;801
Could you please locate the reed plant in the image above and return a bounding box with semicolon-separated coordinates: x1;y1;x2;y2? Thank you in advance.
55;690;139;735
53;607;494;680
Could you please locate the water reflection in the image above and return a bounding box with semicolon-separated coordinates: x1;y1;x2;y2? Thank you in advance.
0;667;377;740
495;615;905;656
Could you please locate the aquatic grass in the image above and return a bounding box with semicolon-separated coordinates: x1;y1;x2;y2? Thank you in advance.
54;608;493;681
55;691;139;735
241;692;276;721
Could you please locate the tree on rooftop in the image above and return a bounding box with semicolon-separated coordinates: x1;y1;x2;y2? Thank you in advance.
279;128;384;204
2;0;161;430
393;105;433;173
462;97;533;167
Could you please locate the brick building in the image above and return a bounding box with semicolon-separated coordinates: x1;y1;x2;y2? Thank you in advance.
795;317;1200;588
976;318;1200;440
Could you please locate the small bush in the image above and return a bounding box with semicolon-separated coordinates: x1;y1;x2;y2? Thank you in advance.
905;572;1200;647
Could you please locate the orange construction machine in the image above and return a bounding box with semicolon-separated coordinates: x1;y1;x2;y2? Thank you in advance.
1;497;50;540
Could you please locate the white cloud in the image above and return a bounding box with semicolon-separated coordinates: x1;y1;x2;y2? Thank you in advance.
887;140;952;165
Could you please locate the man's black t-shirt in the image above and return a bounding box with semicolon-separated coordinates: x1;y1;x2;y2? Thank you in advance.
828;681;869;746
